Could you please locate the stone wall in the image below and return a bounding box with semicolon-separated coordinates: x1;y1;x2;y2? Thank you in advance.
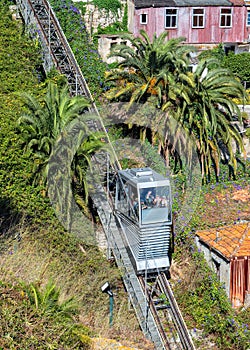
73;0;127;35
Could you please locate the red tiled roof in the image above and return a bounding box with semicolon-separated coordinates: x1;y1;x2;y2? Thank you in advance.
196;223;250;260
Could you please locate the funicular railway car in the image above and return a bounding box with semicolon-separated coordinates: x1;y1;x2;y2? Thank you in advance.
114;168;173;275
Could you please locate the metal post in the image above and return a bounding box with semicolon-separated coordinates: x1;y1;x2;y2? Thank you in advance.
109;294;114;326
48;7;52;70
101;282;114;327
145;242;149;332
76;74;78;96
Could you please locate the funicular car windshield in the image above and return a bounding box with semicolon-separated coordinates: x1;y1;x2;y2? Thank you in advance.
139;184;171;224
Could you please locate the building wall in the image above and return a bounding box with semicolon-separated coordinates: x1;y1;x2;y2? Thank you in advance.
195;237;231;297
134;6;248;46
98;35;131;63
128;0;135;33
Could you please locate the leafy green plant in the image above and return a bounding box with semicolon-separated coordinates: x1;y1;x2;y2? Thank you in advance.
223;52;250;84
0;281;92;349
96;21;125;35
25;279;78;318
92;0;122;15
198;43;225;62
122;2;128;31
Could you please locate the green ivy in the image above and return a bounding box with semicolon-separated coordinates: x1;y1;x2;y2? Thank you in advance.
199;46;250;85
198;43;225;62
122;2;128;30
0;4;41;94
223;52;250;83
92;0;122;15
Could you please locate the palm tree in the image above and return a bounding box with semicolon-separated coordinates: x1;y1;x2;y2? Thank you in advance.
72;132;109;198
46;113;110;230
105;30;195;168
173;58;246;179
105;29;192;108
106;30;246;179
17;81;92;185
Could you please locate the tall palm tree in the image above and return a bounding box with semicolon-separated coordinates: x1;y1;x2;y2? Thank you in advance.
173;58;246;179
105;29;192;108
105;30;194;169
106;30;246;179
47;119;110;231
17;81;92;185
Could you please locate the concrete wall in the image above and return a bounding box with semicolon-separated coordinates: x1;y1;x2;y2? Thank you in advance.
127;0;135;33
98;35;131;63
195;237;231;297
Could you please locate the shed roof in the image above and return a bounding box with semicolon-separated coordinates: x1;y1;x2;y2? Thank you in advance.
196;223;250;260
134;0;244;8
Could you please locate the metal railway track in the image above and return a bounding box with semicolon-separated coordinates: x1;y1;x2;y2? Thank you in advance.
15;1;196;348
139;273;196;350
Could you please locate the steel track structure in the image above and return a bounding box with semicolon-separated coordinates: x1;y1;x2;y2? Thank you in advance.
15;1;196;349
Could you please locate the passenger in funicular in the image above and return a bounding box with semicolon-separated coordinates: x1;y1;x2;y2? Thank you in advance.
152;194;168;208
145;190;154;207
153;195;161;207
129;192;139;217
160;195;168;207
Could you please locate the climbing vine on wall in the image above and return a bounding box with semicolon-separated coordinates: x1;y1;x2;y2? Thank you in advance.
92;0;122;15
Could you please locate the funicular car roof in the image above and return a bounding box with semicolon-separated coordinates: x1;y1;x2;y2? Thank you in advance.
118;168;170;186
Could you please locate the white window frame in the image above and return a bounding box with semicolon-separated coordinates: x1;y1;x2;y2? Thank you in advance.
165;8;178;29
220;8;232;28
247;10;250;26
140;13;148;25
192;8;205;28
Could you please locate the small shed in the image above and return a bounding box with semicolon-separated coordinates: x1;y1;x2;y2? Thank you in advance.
195;223;250;308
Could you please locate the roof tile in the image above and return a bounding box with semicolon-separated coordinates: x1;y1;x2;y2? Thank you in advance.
196;223;250;259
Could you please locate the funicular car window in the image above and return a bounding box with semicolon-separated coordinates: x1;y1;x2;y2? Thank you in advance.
139;186;171;224
117;180;139;220
128;184;139;220
116;179;128;213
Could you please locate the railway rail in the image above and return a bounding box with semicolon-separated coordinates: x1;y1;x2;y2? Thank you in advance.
139;273;196;349
15;1;196;348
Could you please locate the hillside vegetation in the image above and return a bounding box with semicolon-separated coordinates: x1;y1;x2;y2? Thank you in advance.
0;3;147;349
0;2;249;350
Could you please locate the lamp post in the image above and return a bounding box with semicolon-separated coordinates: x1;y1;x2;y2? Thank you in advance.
101;282;114;326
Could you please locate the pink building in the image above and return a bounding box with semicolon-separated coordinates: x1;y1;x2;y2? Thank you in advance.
128;0;250;52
